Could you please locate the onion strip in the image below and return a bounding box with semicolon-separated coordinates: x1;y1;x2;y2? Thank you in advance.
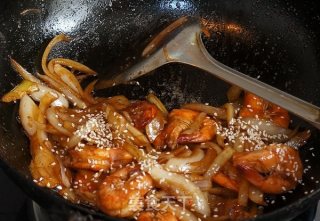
148;166;211;216
46;107;72;136
204;147;235;178
1;80;39;102
158;202;198;221
83;80;98;104
38;74;86;108
10;57;41;83
146;93;168;116
50;58;96;76
19;95;39;136
164;148;205;173
182;103;226;120
41;34;70;78
53;63;84;95
238;179;249;206
227;85;242;102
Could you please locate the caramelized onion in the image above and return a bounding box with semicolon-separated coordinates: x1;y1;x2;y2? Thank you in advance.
105;95;130;110
38;74;86;108
182;103;226;120
238;179;249;206
227;85;242;102
58;158;71;188
248;185;265;205
19;95;39;136
182;112;207;135
240;117;293;142
193;179;212;191
164;148;205;173
146;93;168;116
50;58;96;76
10;57;41;83
205;147;235;178
31;84;69;108
188;148;217;174
53;63;84;95
46;107;72;136
285;130;311;148
41;34;70;78
83;80;97;104
105;104;151;148
148;166;211;216
2;80;38;102
158;202;199;221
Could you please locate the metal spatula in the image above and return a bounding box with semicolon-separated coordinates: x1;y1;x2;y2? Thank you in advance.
96;17;320;129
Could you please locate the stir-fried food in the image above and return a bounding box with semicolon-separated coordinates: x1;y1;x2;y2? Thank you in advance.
2;34;310;221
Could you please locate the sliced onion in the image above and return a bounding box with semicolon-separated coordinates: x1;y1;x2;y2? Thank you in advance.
146;93;168;116
53;63;84;95
188;148;217;174
158;146;189;163
204;147;235;178
38;74;86;108
83;79;97;104
164;148;205;173
285;130;311;148
2;80;38;102
248;185;265;205
148;165;211;217
42;34;70;78
227;85;242;102
181;112;206;135
127;123;151;146
224;103;235;123
240;117;293;142
216;134;226;147
19;95;39;136
158;202;198;221
50;58;97;76
201;142;222;154
238;179;249;206
193;179;212;191
182;103;226;120
46;107;72;136
10;57;41;83
106;95;130;110
105;104;151;148
66;134;82;149
57;158;71;188
31;84;69;108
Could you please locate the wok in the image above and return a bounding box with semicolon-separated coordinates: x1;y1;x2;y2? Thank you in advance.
0;0;320;220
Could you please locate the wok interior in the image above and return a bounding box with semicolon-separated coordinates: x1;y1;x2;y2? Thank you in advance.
0;0;320;220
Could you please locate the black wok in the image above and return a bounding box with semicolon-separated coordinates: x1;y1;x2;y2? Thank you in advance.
0;0;320;220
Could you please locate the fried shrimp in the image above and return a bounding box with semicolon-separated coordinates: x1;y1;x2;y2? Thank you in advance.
125;101;159;130
73;170;103;204
155;109;217;149
98;166;153;217
239;92;290;128
65;145;133;171
233;144;303;194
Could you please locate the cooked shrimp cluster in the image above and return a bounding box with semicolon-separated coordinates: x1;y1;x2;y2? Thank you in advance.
2;35;310;221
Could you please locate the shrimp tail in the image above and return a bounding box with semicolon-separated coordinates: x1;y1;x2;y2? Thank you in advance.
212;172;239;192
235;164;264;189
